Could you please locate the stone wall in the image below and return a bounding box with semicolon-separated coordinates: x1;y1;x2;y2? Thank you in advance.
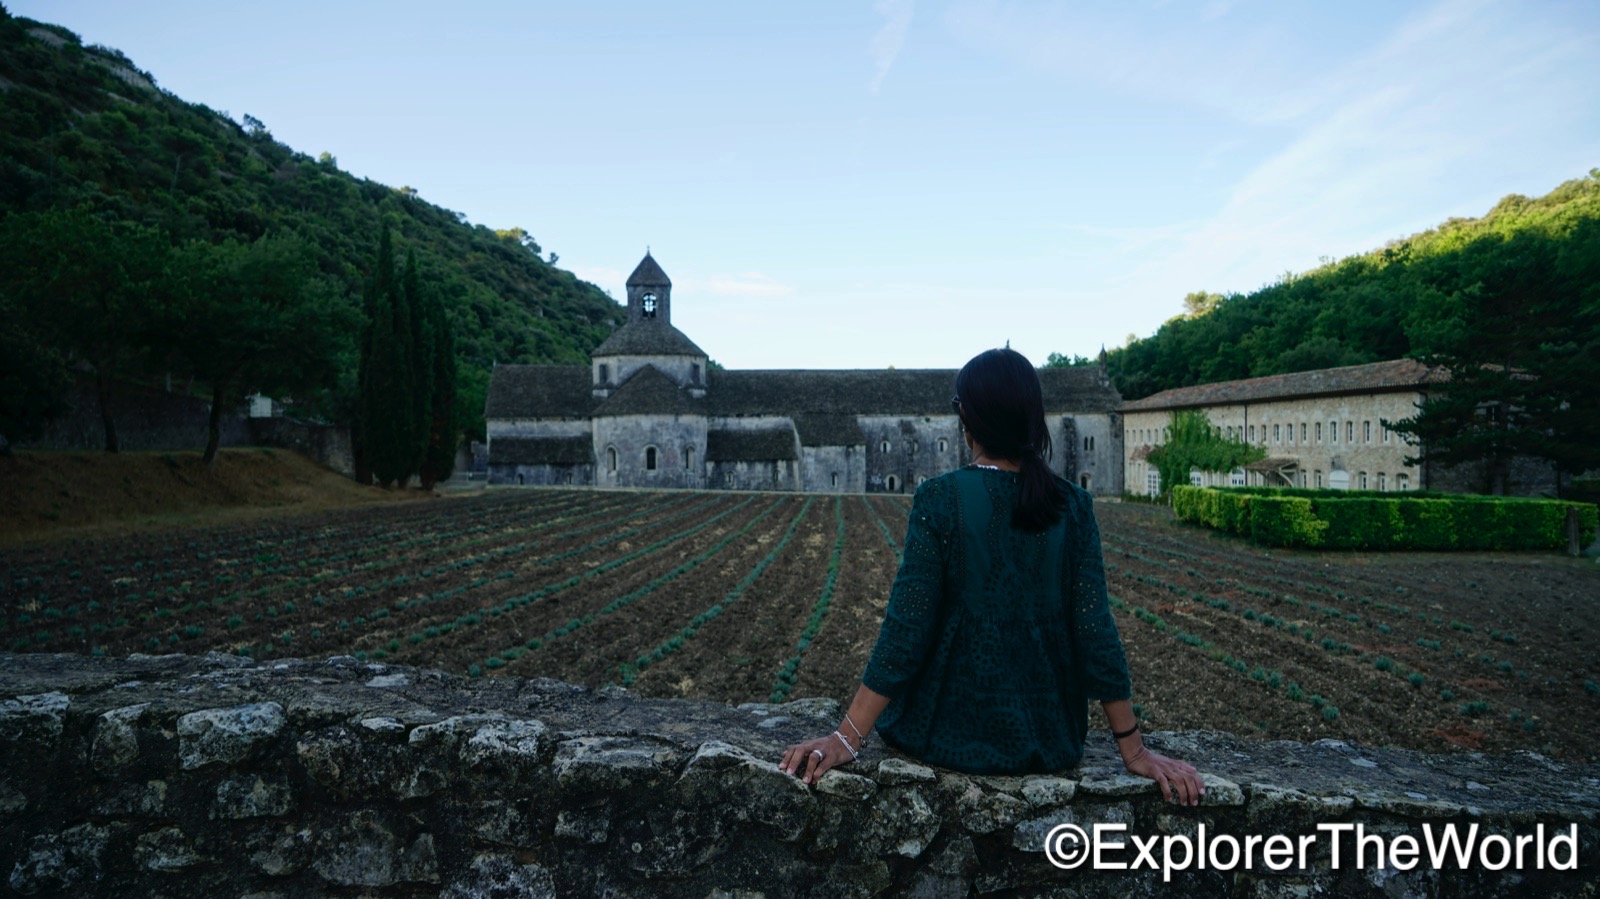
17;381;252;453
247;419;354;478
2;652;1595;897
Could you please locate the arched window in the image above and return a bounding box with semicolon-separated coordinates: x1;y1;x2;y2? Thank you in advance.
641;292;657;319
880;440;891;453
683;446;694;470
607;447;618;472
645;446;658;470
886;474;900;492
830;472;839;488
938;438;948;453
1080;473;1090;489
516;473;525;485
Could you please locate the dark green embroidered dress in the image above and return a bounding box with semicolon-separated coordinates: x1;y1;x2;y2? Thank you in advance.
861;467;1132;774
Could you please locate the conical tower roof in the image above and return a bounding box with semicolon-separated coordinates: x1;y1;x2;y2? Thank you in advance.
626;252;671;287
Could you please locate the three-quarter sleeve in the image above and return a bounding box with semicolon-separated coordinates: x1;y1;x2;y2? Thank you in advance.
1065;492;1133;701
861;480;953;699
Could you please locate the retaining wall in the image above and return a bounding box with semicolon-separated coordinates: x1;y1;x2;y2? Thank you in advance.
1;653;1595;897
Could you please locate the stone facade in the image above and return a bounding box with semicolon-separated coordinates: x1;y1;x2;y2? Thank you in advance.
2;652;1594;897
1123;360;1444;496
486;254;1125;495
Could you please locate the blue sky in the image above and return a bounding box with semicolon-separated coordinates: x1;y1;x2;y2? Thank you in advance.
13;0;1599;369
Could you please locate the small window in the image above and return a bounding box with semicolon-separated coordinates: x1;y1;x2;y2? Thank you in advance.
880;440;891;453
683;446;694;470
645;446;658;470
1080;474;1091;489
1398;473;1410;491
938;438;948;453
1300;423;1306;443
1316;422;1323;442
772;461;780;482
1364;421;1372;443
1383;424;1391;443
886;474;900;492
597;363;610;383
516;473;525;485
1315;470;1323;488
1331;421;1340;444
1378;472;1387;492
1248;425;1256;442
1273;424;1280;443
641;292;657;318
1189;470;1203;487
1089;435;1096;451
1347;421;1355;443
1359;471;1368;490
607;447;618;472
1230;468;1245;487
691;363;701;384
830;472;839;487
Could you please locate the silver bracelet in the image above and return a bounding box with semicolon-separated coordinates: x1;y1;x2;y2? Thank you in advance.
831;730;859;761
842;713;869;746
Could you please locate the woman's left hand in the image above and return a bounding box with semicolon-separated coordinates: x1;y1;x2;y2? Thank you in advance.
779;735;855;785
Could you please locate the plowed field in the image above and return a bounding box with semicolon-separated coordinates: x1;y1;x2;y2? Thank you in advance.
3;488;1595;761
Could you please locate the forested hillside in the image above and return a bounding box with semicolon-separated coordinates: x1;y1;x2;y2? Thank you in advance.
0;11;622;440
1084;173;1600;402
1067;171;1600;484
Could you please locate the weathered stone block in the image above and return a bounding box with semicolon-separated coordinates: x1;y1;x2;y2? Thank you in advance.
177;702;285;769
212;773;293;819
91;702;148;773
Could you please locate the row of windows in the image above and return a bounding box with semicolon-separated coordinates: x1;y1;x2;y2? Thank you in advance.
1183;467;1412;491
1130;419;1398;446
878;438;951;454
607;445;694;472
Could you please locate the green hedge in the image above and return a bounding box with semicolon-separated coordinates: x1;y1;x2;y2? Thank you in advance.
1170;486;1597;551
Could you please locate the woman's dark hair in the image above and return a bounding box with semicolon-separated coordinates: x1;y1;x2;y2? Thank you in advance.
954;348;1065;532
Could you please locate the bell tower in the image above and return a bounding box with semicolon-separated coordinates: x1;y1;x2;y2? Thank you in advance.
626;251;671;324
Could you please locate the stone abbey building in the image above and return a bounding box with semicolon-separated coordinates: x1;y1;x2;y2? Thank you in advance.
485;254;1126;494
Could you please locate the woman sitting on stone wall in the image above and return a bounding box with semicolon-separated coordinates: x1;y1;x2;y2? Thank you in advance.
780;348;1205;806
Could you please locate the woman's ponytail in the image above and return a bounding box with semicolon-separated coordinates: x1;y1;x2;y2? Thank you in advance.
1013;425;1065;533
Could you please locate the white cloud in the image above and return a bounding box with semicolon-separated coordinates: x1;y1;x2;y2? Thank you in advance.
869;0;915;94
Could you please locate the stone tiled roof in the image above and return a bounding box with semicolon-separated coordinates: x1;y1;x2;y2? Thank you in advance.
1118;359;1444;412
706;367;1120;416
706;428;798;462
793;414;866;447
592;320;706;357
595;366;706;417
488;436;593;466
483;365;592;419
626;252;671;287
485;364;1121;434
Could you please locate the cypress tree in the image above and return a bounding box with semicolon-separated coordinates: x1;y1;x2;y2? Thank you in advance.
361;230;421;488
420;291;458;489
355;229;395;485
403;249;432;481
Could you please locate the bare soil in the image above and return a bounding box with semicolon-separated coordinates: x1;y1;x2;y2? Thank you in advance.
2;488;1595;761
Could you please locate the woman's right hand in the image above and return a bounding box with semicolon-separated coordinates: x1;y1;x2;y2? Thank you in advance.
1122;747;1206;806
